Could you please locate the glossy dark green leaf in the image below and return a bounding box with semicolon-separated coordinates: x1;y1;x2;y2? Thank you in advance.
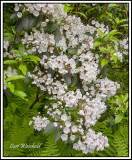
22;16;29;30
28;16;36;29
36;14;42;28
54;131;61;143
70;74;78;87
63;73;71;86
15;19;23;33
44;22;58;33
67;48;77;54
53;29;61;43
44;122;56;135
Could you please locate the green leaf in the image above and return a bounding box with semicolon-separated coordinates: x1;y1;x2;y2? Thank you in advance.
124;102;128;111
19;64;27;75
19;44;25;54
97;29;105;36
70;74;78;87
101;59;109;68
22;16;29;30
36;14;42;28
108;30;121;36
4;84;15;92
5;75;26;82
15;19;23;33
64;6;72;12
53;114;61;121
54;131;61;143
53;29;61;43
112;55;118;63
5;36;14;42
12;90;28;101
107;100;119;104
44;123;56;135
106;11;112;17
115;18;120;24
28;16;36;29
24;55;40;62
115;113;124;124
44;22;58;33
4;32;14;37
4;60;18;65
11;50;22;55
120;24;128;27
10;13;17;20
123;93;128;103
67;48;77;54
117;107;126;112
99;47;107;51
115;95;123;103
93;41;104;48
108;4;116;7
63;73;71;86
118;19;127;24
75;12;87;19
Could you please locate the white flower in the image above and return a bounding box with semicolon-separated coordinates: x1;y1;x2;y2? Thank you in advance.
33;10;39;17
61;114;68;121
53;122;58;127
17;12;22;18
73;143;79;150
78;110;84;116
29;121;32;125
14;6;19;12
80;144;86;151
70;135;76;141
65;121;71;127
91;20;96;25
61;134;68;141
63;127;70;134
71;125;78;133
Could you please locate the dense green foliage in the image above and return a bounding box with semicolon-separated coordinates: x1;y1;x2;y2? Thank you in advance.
3;3;129;157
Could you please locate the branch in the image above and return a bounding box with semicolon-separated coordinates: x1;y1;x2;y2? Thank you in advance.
29;92;39;109
8;29;23;52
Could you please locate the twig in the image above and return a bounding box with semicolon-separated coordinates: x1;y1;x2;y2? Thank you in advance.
29;92;39;109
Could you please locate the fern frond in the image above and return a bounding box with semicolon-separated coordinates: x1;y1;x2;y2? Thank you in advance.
39;133;60;157
113;122;128;157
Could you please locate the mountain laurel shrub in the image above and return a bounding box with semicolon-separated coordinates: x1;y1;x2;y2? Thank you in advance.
3;3;129;157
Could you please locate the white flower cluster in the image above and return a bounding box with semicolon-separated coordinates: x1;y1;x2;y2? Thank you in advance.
5;67;17;78
73;129;109;154
4;67;18;89
14;3;67;19
29;115;50;131
30;99;109;154
4;3;125;154
95;78;120;100
112;38;128;62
